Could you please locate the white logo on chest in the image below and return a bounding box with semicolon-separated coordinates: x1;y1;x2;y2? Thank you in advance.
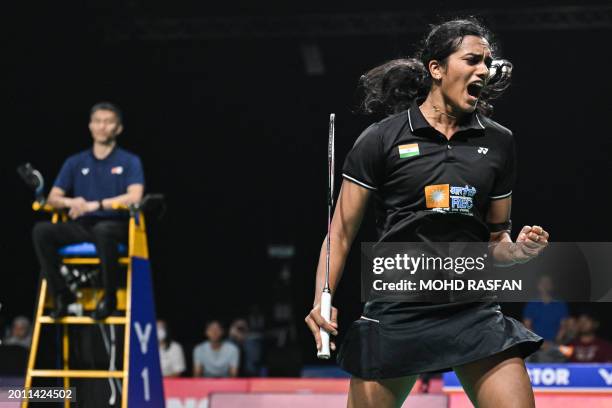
81;168;90;175
477;147;489;154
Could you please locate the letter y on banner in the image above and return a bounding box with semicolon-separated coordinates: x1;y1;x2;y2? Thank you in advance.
128;257;165;407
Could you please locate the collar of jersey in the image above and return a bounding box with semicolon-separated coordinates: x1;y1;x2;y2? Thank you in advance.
89;145;119;162
407;99;486;136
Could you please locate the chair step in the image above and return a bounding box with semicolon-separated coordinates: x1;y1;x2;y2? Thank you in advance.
62;257;129;265
39;316;127;325
30;369;124;378
44;288;127;311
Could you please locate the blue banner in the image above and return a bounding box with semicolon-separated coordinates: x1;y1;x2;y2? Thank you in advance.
128;257;165;407
444;364;612;391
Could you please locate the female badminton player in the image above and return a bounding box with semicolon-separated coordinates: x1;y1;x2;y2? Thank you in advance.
305;18;549;407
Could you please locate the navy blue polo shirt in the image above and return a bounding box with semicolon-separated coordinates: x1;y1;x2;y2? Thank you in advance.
523;300;568;341
53;147;144;218
342;99;516;243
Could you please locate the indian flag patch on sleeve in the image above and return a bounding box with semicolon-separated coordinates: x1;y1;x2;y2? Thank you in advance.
398;143;419;158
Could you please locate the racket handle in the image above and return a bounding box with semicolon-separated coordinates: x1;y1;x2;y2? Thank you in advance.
317;291;332;359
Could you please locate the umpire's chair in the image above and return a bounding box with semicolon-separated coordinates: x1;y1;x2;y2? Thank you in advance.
19;164;166;408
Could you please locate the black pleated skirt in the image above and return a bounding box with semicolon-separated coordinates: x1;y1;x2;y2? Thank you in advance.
337;300;543;380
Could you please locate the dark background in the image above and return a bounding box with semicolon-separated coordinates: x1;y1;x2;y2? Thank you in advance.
2;1;612;367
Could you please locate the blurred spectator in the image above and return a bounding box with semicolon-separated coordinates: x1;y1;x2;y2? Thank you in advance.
228;319;248;376
2;316;31;349
229;318;263;377
247;305;266;376
193;320;239;378
523;275;568;343
247;304;265;333
229;319;248;344
157;319;186;377
556;316;578;345
526;342;572;363
569;314;612;362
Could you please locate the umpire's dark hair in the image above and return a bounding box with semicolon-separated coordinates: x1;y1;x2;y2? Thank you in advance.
90;101;123;124
359;18;508;117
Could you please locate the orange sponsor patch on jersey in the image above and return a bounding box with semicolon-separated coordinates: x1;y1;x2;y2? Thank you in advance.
425;184;450;208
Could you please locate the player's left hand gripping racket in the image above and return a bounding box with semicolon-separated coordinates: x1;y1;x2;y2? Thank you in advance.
318;113;335;360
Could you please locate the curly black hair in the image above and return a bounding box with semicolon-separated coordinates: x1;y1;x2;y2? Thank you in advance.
359;18;510;117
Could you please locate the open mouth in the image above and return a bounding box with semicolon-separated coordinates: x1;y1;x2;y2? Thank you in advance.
467;82;484;99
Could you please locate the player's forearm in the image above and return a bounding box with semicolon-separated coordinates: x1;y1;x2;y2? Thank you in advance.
313;231;352;305
312;181;370;305
490;243;518;266
489;232;518;267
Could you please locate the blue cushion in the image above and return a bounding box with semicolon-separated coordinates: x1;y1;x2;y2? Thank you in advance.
59;242;127;257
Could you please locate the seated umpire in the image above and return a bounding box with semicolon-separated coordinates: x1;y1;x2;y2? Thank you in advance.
32;102;144;320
